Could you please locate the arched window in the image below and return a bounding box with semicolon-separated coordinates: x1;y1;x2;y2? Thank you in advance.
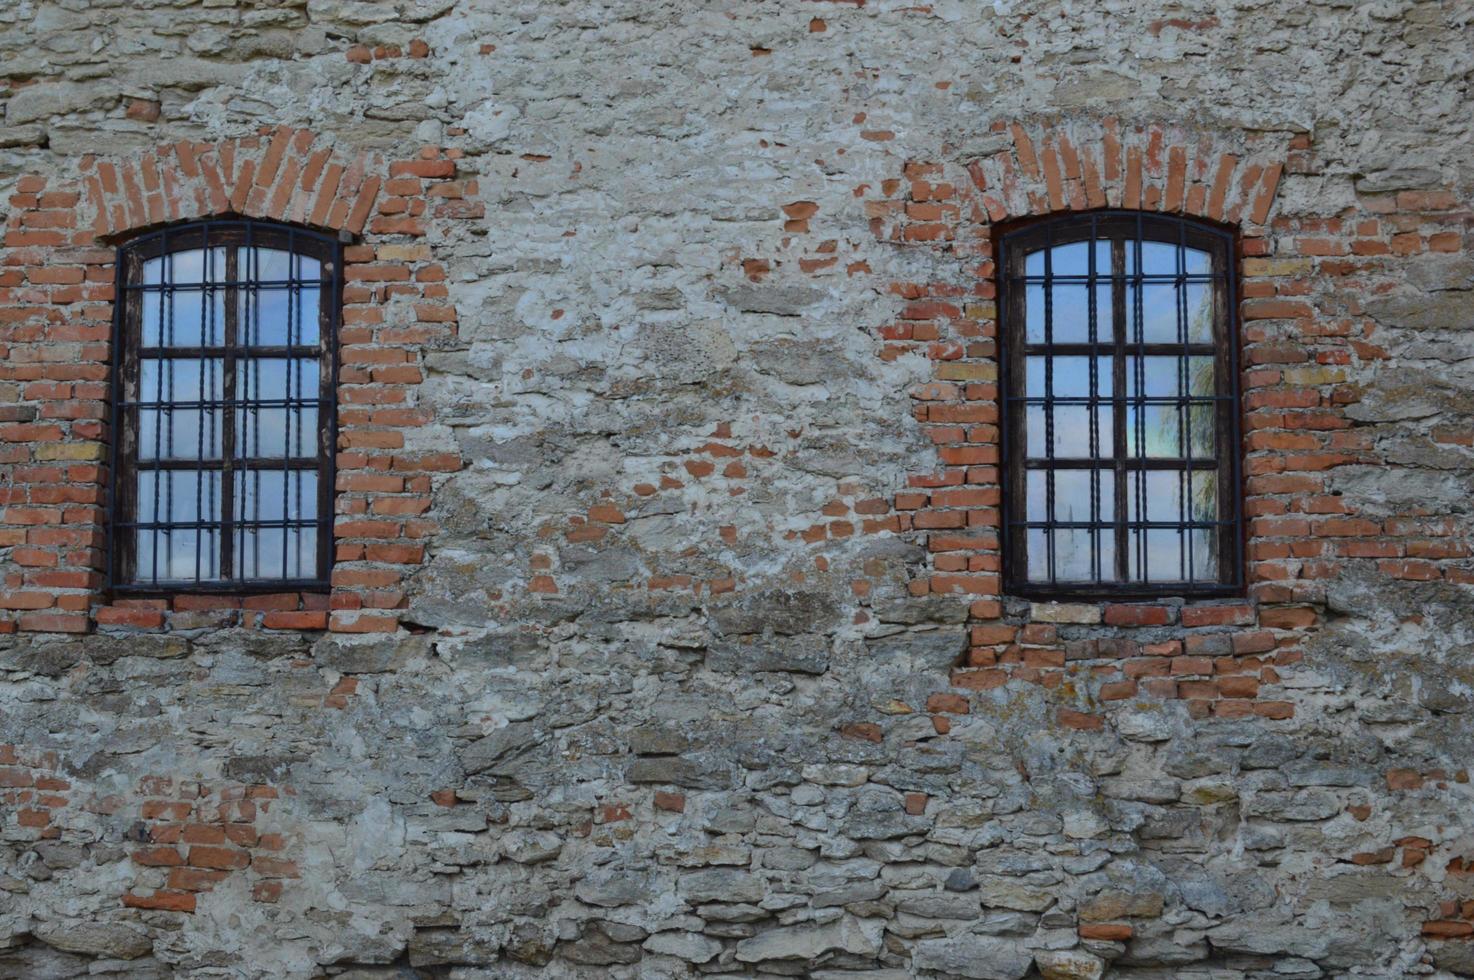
108;220;339;591
999;212;1242;597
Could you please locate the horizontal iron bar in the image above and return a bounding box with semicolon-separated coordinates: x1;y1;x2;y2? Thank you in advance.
127;398;328;410
1020;343;1217;354
135;458;322;470
1021;457;1221;467
1005;583;1239;598
1008;274;1223;284
113;578;331;596
122;520;323;530
1009;520;1233;529
1006;396;1230;405
138;346;323;358
124;280;327;291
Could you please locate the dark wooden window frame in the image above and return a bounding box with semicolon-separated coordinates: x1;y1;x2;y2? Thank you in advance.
106;219;340;595
997;210;1245;600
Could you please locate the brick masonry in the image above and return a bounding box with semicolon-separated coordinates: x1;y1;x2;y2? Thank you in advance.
0;2;1471;978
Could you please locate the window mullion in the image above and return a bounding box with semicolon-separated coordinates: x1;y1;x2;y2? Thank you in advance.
221;245;237;582
1111;236;1128;583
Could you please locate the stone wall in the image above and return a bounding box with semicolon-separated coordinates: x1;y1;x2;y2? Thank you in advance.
1;1;1472;977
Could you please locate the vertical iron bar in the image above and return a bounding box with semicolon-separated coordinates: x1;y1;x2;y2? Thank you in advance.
249;229;261;579
1111;237;1127;583
1178;218;1193;584
283;230;295;580
194;232;208;583
1042;225;1055;585
221;242;238;582
1087;215;1100;582
1132;213;1147;582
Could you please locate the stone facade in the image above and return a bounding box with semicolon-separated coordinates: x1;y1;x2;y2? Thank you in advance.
1;1;1471;978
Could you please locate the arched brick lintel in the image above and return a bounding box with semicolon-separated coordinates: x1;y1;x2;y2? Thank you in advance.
961;118;1292;231
81;125;385;241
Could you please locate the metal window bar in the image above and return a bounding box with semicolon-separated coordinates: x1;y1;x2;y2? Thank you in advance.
106;219;339;595
1000;211;1243;599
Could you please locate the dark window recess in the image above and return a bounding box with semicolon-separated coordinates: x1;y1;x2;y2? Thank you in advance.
107;220;339;593
999;211;1243;598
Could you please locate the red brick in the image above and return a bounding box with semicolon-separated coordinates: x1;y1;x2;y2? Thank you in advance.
122;890;196;913
1386;769;1424;791
926;692;970;714
253;858;300;878
1180;604;1255;628
1079;923;1133;940
1058;709;1103;731
261;611;329;631
1423;921;1474;939
132;846;184;867
187;846;250;870
167;867;230;892
1103;604;1172;627
95;606;166;629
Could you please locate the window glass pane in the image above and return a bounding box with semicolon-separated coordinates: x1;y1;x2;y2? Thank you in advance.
235;358;319;459
135;470;222;583
1028;469;1113;524
1027;528;1049;581
1130;282;1179;343
137;469;222;525
1026;405;1113;459
1049;284;1091;344
141;289;225;348
234;470;317;581
242;287;320;347
1051;405;1113;458
235;527;317;581
1126;240;1179;276
1188;528;1218;581
138;528;221;583
244;246;319;283
1127;469;1188;524
1028;356;1112;398
1025;240;1110;278
138;359;223;460
1052;528;1104;581
236;357;318;401
1184;282;1213;342
1127;355;1215;399
1189;403;1216;457
1182;246;1211;276
1026;284;1110;345
1129;528;1186;582
1024;284;1046;342
1126;404;1181;458
143;247;227;286
236;470;318;523
1190;470;1218;522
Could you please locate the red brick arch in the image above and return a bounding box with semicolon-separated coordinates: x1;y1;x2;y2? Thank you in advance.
1;128;474;635
960;117;1289;229
82;126;385;241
